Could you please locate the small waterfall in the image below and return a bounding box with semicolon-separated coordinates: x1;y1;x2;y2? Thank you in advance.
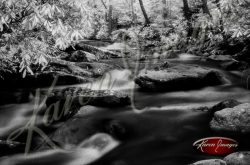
79;69;135;91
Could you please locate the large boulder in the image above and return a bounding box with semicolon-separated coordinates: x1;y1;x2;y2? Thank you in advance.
190;159;226;165
46;87;131;108
210;103;250;133
209;99;241;114
224;152;250;165
207;55;234;62
135;64;223;91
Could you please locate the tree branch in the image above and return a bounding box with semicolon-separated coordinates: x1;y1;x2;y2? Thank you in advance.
100;0;107;9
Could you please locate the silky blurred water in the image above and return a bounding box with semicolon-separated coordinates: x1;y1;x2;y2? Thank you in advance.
0;54;250;165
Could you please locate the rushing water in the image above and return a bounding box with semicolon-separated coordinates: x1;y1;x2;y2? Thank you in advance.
1;54;250;165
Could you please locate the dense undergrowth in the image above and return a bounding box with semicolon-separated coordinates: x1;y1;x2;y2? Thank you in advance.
0;0;250;80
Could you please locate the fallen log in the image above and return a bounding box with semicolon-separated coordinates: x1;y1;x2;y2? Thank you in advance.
72;42;122;58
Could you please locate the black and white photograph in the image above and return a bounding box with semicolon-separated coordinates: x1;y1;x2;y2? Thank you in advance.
0;0;250;164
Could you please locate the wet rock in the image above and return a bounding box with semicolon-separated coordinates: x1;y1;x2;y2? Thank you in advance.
47;118;96;149
75;62;115;77
224;152;250;165
75;42;121;58
138;55;147;62
209;99;241;114
76;106;106;117
154;61;171;70
206;54;248;71
101;43;134;56
135;64;223;92
103;119;127;140
38;88;130;124
160;61;171;69
79;133;119;153
1;60;115;87
190;159;226;165
80;40;112;47
220;61;248;71
210;103;250;133
62;50;98;62
187;47;200;55
192;106;210;112
45;117;125;150
46;87;131;108
207;55;234;62
178;54;200;61
0;61;89;87
26;61;93;86
164;50;182;59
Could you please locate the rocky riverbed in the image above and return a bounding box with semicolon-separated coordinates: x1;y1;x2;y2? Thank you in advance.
0;48;250;165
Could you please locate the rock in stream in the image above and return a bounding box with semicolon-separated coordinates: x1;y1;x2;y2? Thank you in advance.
135;64;224;91
224;152;250;165
210;103;250;133
190;159;226;165
46;87;131;108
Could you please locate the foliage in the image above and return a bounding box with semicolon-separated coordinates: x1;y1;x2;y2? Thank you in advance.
0;0;95;77
220;0;250;39
0;0;250;79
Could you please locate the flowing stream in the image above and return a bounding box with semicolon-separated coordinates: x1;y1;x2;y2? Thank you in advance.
1;53;250;165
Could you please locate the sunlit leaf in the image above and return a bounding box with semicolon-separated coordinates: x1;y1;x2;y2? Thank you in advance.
22;69;27;78
26;66;34;75
71;30;83;41
44;20;52;31
0;23;3;32
55;38;69;50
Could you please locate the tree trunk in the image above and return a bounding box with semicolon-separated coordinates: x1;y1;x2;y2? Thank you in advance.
201;0;212;17
138;0;150;26
131;0;136;24
168;0;172;17
199;0;212;45
100;0;107;9
162;0;168;19
182;0;193;37
108;0;113;36
100;0;108;22
214;0;224;33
